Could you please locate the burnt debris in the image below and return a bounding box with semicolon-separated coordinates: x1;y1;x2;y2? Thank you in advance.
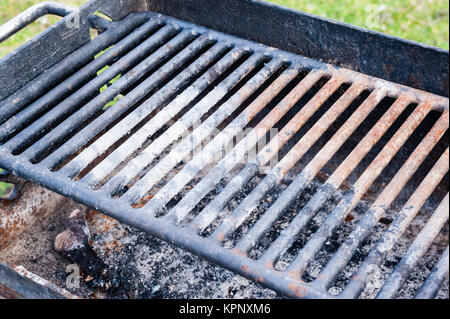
55;209;106;280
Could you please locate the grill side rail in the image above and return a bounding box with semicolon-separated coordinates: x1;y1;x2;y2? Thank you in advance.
147;0;449;97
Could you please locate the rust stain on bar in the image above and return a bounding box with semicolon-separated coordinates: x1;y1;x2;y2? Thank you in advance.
277;82;366;178
326;94;413;188
317;109;449;287
369;109;449;210
342;148;449;298
255;75;346;170
286;99;433;275
299;87;390;179
337;99;433;194
241;67;300;121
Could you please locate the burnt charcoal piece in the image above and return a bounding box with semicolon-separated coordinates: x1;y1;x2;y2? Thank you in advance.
55;209;106;277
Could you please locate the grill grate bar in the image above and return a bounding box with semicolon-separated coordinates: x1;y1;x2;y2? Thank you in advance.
236;83;367;253
377;193;449;299
316;110;449;288
179;70;328;231
101;53;266;196
342;148;449;298
0;13;148;124
159;66;303;224
22;29;200;162
59;39;230;178
165;70;338;225
43;44;244;173
151;67;303;221
0;18;163;143
210;76;346;241
79;46;244;187
257;91;405;265
124;57;284;206
141;62;292;215
415;247;449;299
3;23;183;155
287;100;433;276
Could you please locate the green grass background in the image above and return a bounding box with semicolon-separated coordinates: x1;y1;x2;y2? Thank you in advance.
0;0;448;195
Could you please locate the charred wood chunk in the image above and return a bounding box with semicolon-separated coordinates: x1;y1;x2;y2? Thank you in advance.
55;209;105;278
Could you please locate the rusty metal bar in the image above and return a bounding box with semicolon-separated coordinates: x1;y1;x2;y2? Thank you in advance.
210;76;353;241
163;66;314;224
415;247;449;299
183;71;333;231
4;24;184;155
154;66;301;223
317;110;449;288
167;72;342;225
235;83;368;253
199;87;382;240
377;194;449;299
59;40;231;178
270;83;363;179
124;57;283;205
341;148;449;298
151;67;301;221
243;75;348;179
258;92;409;266
101;53;266;196
191;83;380;235
79;47;245;187
286;100;433;276
0;18;163;143
0;13;148;124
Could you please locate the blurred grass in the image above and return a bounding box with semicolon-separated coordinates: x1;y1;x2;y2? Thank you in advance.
0;0;448;196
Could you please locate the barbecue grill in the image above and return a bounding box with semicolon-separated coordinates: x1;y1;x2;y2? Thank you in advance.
0;0;448;299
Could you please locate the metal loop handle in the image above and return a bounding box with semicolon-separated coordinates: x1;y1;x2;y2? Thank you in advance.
0;2;74;43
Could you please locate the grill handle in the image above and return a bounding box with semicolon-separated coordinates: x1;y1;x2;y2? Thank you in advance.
0;1;113;43
0;2;73;42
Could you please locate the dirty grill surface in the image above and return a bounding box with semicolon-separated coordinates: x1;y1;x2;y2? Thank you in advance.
0;11;448;299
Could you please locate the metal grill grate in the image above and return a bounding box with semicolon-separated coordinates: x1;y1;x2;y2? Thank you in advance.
0;11;448;299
